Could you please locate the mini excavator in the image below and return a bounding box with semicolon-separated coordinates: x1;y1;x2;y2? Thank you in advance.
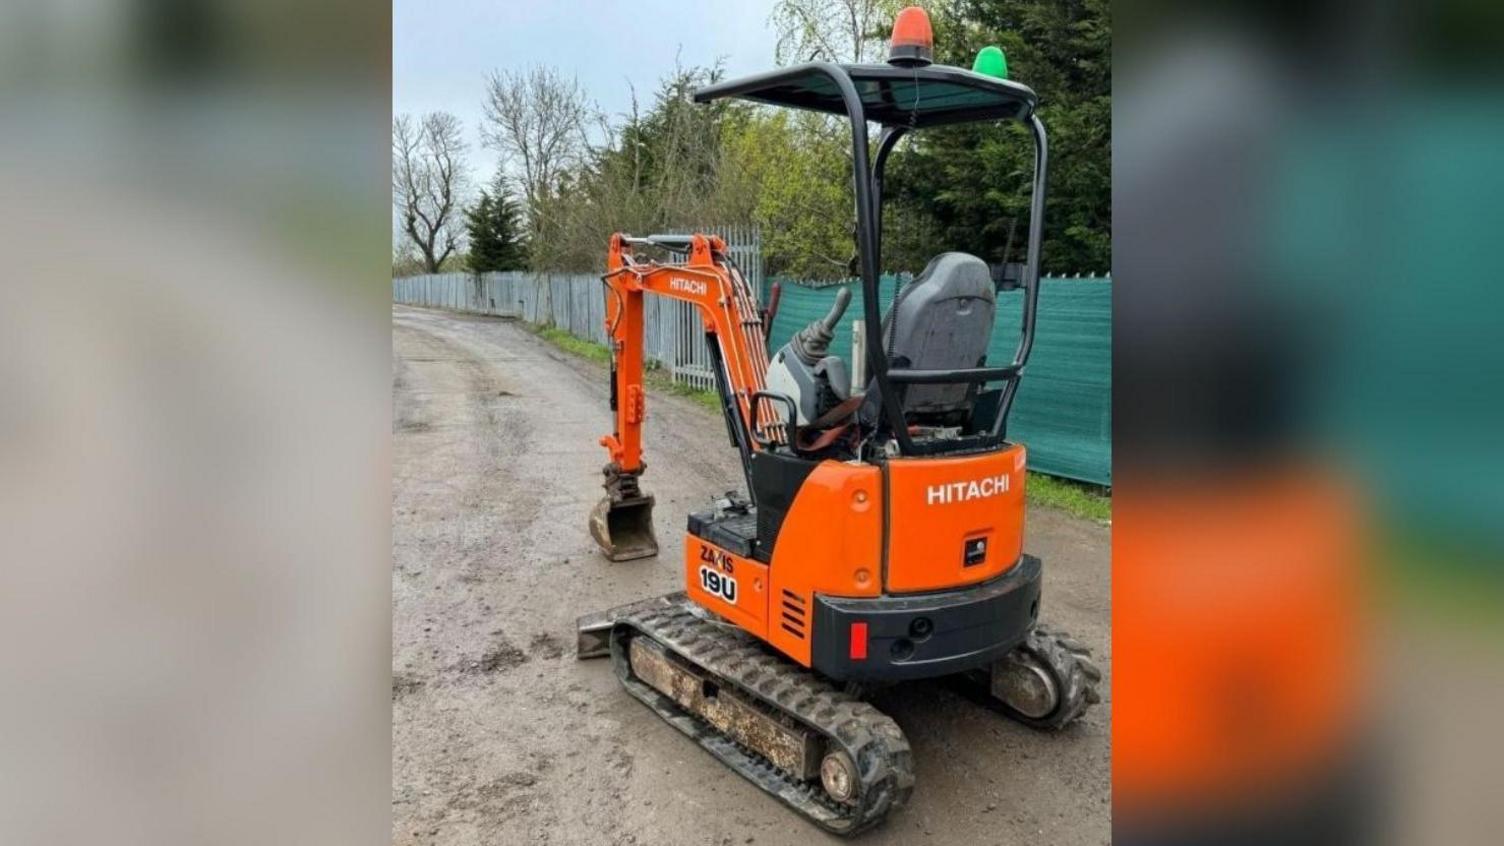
576;8;1100;835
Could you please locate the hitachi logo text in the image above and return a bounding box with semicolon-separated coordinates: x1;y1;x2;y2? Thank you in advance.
927;474;1010;505
670;277;708;296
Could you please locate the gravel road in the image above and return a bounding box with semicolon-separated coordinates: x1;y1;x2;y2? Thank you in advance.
392;305;1110;846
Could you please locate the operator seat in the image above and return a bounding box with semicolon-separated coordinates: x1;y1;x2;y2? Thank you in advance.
862;252;997;426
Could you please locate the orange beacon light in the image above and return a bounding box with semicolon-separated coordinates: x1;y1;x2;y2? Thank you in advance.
888;6;934;67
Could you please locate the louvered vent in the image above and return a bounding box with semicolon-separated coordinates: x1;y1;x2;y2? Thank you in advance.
779;590;807;639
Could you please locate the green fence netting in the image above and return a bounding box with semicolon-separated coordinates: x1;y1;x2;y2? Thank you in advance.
767;276;1111;486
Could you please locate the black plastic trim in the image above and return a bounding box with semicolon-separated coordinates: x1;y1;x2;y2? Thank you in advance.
748;452;820;563
811;555;1042;682
686;510;758;559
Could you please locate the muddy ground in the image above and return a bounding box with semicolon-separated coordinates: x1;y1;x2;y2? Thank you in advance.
392;305;1110;845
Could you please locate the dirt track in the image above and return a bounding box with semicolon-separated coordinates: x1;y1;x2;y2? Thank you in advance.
392;305;1111;846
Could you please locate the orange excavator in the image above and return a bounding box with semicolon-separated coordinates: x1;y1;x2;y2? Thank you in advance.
576;8;1101;835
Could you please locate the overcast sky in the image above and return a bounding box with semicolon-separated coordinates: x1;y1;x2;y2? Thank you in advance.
394;0;784;189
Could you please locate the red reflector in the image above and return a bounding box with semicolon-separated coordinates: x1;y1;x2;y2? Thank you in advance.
849;622;868;660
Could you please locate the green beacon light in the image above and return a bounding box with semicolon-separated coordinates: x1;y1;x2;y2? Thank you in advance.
972;45;1008;80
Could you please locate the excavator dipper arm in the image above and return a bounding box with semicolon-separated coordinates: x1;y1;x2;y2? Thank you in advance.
589;232;779;561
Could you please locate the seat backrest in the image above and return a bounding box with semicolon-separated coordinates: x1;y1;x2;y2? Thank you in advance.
881;252;996;416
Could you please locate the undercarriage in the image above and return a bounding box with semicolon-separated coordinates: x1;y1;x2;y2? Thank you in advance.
578;592;1101;835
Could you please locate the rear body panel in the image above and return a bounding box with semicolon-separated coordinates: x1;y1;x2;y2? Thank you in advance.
884;445;1027;593
765;461;884;667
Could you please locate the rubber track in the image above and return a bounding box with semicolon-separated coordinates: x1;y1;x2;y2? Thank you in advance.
1012;624;1102;729
960;623;1102;730
606;593;914;836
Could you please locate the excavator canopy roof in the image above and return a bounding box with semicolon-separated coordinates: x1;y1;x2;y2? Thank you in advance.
692;62;1037;128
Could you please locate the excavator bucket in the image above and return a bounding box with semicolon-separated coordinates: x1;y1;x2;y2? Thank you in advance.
589;490;658;561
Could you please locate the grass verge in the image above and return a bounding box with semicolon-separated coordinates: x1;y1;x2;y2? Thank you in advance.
529;323;1111;522
1026;473;1112;523
533;326;721;413
536;326;611;366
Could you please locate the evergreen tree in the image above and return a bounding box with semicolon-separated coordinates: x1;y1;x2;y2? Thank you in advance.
465;186;528;273
464;193;495;272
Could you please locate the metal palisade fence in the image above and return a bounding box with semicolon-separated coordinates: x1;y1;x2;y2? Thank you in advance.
392;227;763;393
393;270;710;391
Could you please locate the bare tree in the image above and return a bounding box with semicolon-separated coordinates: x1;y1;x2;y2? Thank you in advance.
393;112;468;273
770;0;887;64
481;66;595;224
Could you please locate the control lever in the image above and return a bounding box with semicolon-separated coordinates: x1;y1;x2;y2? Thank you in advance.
792;287;852;365
821;287;852;332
